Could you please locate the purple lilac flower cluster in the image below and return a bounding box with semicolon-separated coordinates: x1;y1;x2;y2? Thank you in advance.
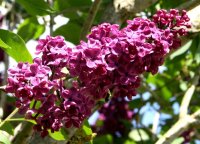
69;9;190;100
6;37;95;137
92;97;134;136
181;129;194;143
5;9;190;137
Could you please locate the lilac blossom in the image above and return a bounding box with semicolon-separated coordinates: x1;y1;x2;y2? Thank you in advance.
5;9;190;137
92;97;134;136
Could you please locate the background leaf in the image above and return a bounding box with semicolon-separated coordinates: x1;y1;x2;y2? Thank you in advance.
93;134;113;144
53;21;81;44
16;0;54;16
17;17;45;42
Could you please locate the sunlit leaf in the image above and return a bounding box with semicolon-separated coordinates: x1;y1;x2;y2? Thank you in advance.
170;40;192;60
49;128;68;141
83;121;93;136
171;137;184;144
0;130;11;144
124;139;137;144
129;129;149;141
0;29;32;63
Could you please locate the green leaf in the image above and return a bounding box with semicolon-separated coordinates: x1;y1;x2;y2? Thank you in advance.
93;134;113;144
49;128;68;141
194;39;200;64
129;98;143;109
0;39;11;49
17;17;45;42
53;21;81;44
129;129;149;141
54;0;90;20
0;122;14;136
54;0;70;11
161;0;187;9
179;81;187;91
124;139;137;144
68;0;92;7
0;130;11;144
161;87;172;101
170;40;192;60
54;0;91;10
171;137;184;144
82;121;92;136
16;0;54;16
0;29;32;63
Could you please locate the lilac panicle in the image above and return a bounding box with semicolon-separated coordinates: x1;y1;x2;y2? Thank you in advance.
5;9;190;137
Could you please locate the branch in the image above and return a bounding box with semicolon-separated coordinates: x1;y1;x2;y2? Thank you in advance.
113;0;159;15
155;109;200;144
0;108;18;128
47;0;54;35
156;70;200;144
101;0;158;24
179;75;200;118
155;115;197;144
80;0;102;40
177;0;200;11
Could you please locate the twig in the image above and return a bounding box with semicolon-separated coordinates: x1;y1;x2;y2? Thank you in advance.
47;0;54;35
0;108;18;127
80;0;102;40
